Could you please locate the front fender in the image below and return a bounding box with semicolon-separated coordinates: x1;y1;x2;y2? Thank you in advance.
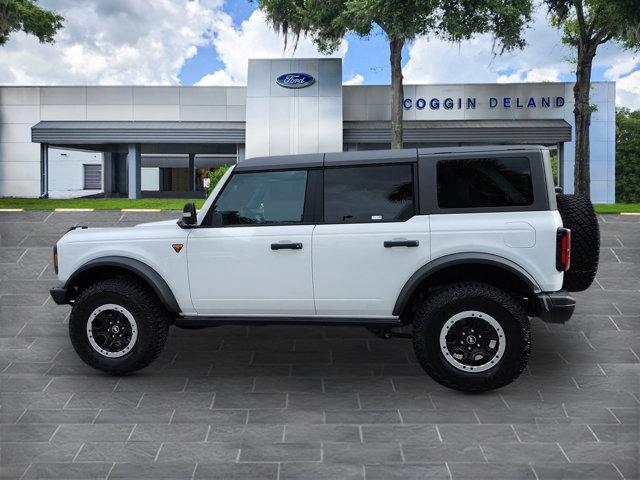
64;256;181;313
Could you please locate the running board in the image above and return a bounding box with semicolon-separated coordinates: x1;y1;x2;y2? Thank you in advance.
174;316;402;329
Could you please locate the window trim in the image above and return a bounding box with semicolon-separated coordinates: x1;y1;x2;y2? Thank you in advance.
321;162;418;225
201;168;316;228
419;151;549;215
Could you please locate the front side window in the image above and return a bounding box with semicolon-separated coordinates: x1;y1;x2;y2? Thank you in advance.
210;170;307;225
324;164;415;223
437;157;534;209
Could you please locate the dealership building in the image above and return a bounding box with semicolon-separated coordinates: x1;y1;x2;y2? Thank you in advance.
0;58;616;202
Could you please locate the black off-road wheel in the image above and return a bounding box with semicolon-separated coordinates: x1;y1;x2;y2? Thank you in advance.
556;194;600;292
69;277;170;375
413;282;530;393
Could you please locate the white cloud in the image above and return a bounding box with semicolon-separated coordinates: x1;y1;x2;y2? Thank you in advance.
343;73;364;85
0;0;223;85
403;10;571;85
197;9;348;86
195;70;238;86
616;70;640;110
497;67;561;83
604;53;639;80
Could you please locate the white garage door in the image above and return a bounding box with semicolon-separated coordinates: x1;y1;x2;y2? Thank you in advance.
83;164;102;190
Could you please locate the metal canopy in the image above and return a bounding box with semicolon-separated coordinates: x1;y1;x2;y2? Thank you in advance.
32;121;245;144
32;119;571;146
343;119;572;144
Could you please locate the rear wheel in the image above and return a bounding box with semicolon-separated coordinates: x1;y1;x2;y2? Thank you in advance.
69;277;170;375
413;282;530;392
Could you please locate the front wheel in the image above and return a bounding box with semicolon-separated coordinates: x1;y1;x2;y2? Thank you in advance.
412;283;530;392
69;277;170;375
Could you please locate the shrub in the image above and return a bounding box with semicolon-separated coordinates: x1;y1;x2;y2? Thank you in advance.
206;164;231;196
616;108;640;203
550;149;559;186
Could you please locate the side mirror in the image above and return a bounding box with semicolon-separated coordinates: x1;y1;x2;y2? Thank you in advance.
178;203;197;228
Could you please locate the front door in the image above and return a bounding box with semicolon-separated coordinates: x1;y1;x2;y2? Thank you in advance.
312;163;430;317
188;169;315;316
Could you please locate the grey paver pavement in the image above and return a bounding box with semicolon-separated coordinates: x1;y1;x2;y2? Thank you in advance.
0;211;638;479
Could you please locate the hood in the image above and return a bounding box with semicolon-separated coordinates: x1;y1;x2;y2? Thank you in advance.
135;219;179;228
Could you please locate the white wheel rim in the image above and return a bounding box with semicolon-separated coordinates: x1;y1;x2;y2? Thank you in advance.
439;310;506;373
86;304;138;358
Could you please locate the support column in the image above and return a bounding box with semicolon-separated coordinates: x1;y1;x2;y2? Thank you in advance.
558;142;564;190
40;143;49;198
127;143;141;199
237;144;245;163
188;153;196;192
103;152;113;195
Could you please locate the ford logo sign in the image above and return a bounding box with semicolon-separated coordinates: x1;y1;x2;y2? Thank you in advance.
276;73;315;89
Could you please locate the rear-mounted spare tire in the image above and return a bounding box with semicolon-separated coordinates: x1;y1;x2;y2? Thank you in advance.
556;194;600;292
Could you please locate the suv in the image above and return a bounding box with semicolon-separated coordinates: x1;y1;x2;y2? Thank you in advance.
50;146;600;392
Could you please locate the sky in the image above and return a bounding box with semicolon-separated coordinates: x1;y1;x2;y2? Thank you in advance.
0;0;638;108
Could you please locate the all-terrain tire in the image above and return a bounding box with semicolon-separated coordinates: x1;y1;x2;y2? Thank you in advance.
69;277;170;375
413;282;530;393
556;194;600;292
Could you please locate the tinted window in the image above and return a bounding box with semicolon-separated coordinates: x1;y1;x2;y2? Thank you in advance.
211;170;307;225
437;157;534;208
324;165;415;223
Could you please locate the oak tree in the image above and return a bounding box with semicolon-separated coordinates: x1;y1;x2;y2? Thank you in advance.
545;0;640;198
0;0;63;46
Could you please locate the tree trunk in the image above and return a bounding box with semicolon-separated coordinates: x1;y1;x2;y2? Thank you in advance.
390;37;404;149
573;47;595;198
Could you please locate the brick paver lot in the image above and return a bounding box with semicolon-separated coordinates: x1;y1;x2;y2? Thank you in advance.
0;210;638;479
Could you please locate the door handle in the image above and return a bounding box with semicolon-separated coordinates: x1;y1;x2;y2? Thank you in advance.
271;242;303;250
384;240;419;248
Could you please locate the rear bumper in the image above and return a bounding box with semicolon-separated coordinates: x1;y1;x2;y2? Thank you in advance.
49;286;68;305
537;290;575;324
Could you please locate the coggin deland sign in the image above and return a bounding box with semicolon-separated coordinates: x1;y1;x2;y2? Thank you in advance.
403;95;565;110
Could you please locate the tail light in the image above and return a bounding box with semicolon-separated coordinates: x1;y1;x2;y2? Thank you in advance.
53;245;58;275
556;228;571;271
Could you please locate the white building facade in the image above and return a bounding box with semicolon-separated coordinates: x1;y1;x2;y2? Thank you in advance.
0;58;616;202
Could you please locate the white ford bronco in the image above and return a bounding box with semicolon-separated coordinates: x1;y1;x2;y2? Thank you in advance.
50;146;600;392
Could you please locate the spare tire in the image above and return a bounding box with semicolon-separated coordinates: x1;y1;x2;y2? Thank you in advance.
556;194;600;292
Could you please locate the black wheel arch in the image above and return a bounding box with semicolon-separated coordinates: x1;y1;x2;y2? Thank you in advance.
63;256;181;313
393;253;542;319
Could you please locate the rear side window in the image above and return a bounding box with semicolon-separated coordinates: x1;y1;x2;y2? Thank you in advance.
210;170;307;225
324;164;415;223
437;157;534;209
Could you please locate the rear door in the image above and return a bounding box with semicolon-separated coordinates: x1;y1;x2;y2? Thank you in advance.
312;162;430;317
188;169;316;316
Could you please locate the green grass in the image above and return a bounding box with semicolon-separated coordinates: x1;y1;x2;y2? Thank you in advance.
594;203;640;214
0;198;206;211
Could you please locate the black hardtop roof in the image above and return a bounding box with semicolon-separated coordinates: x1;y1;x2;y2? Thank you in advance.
235;145;545;172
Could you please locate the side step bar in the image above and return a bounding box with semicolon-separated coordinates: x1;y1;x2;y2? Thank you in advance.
174;316;402;329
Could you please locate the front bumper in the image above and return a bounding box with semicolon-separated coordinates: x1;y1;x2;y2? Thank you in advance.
537;290;575;324
50;286;68;305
